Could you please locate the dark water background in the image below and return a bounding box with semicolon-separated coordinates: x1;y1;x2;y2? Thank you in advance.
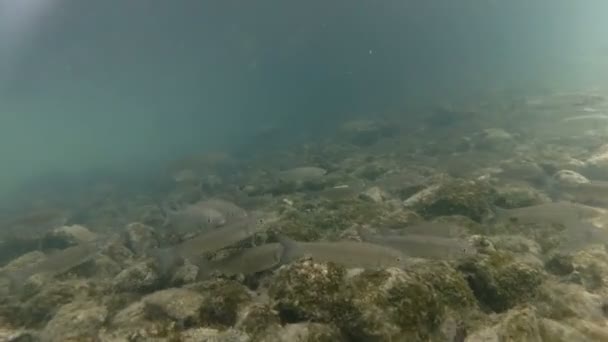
0;0;606;195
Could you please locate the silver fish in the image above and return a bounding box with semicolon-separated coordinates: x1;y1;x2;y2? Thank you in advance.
153;214;268;273
558;220;608;253
400;221;469;238
278;167;327;183
2;238;106;286
197;243;283;279
358;227;476;260
164;201;227;233
197;198;248;221
277;235;407;269
494;201;604;226
558;181;608;206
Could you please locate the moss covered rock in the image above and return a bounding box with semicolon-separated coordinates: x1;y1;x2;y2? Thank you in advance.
269;259;348;323
404;179;496;222
269;259;476;341
457;252;544;312
189;278;253;328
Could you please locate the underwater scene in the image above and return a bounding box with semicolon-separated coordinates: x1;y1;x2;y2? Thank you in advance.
2;0;608;341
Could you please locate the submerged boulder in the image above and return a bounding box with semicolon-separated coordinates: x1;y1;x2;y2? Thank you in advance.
457;252;544;312
404;179;495;222
269;259;476;341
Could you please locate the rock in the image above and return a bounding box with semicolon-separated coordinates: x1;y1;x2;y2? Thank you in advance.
103;300;181;341
457;252;544;312
269;259;348;323
359;186;388;203
584;144;608;179
539;318;592;342
179;327;250;342
467;306;542;342
18;279;97;327
234;303;280;339
142;288;205;325
537;282;606;322
473;128;516;152
553;170;590;186
0;327;37;342
343;263;475;341
544;254;575;276
498;159;546;184
270;259;475;341
493;185;551;209
571;247;608;291
260;322;345;342
43;225;98;248
188;278;253;328
111;260;162;293
404;180;495;222
40;300;107;342
489;235;544;268
124;222;159;256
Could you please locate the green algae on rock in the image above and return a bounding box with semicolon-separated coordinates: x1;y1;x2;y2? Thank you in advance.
270;258;476;341
457;251;544;312
404;179;496;222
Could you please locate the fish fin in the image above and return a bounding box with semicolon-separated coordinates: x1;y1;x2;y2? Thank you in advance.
276;234;301;265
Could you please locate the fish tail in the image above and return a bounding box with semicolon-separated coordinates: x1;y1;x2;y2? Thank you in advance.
276;234;301;265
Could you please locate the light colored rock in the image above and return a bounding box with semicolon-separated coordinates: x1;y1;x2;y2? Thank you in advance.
539;318;592;342
360;186;387;203
180;327;250;342
143;288;205;322
40;300;107;342
467;306;542;342
111;260;161;292
586;144;608;169
124;222;159;256
403;184;441;208
553;170;590;186
49;224;98;244
260;322;344;342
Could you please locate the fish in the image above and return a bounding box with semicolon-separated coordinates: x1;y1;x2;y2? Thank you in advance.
196;243;283;279
557;181;608;206
163;201;227;233
278;167;327;183
197;198;248;221
400;221;469;238
357;227;476;260
1;238;107;287
152;214;268;273
493;201;604;226
315;183;365;201
558;220;608;253
276;235;408;269
562;114;608;122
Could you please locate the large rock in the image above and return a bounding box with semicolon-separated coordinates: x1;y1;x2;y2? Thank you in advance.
40;300;107;342
404;180;495;222
457;252;544;312
269;259;475;341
